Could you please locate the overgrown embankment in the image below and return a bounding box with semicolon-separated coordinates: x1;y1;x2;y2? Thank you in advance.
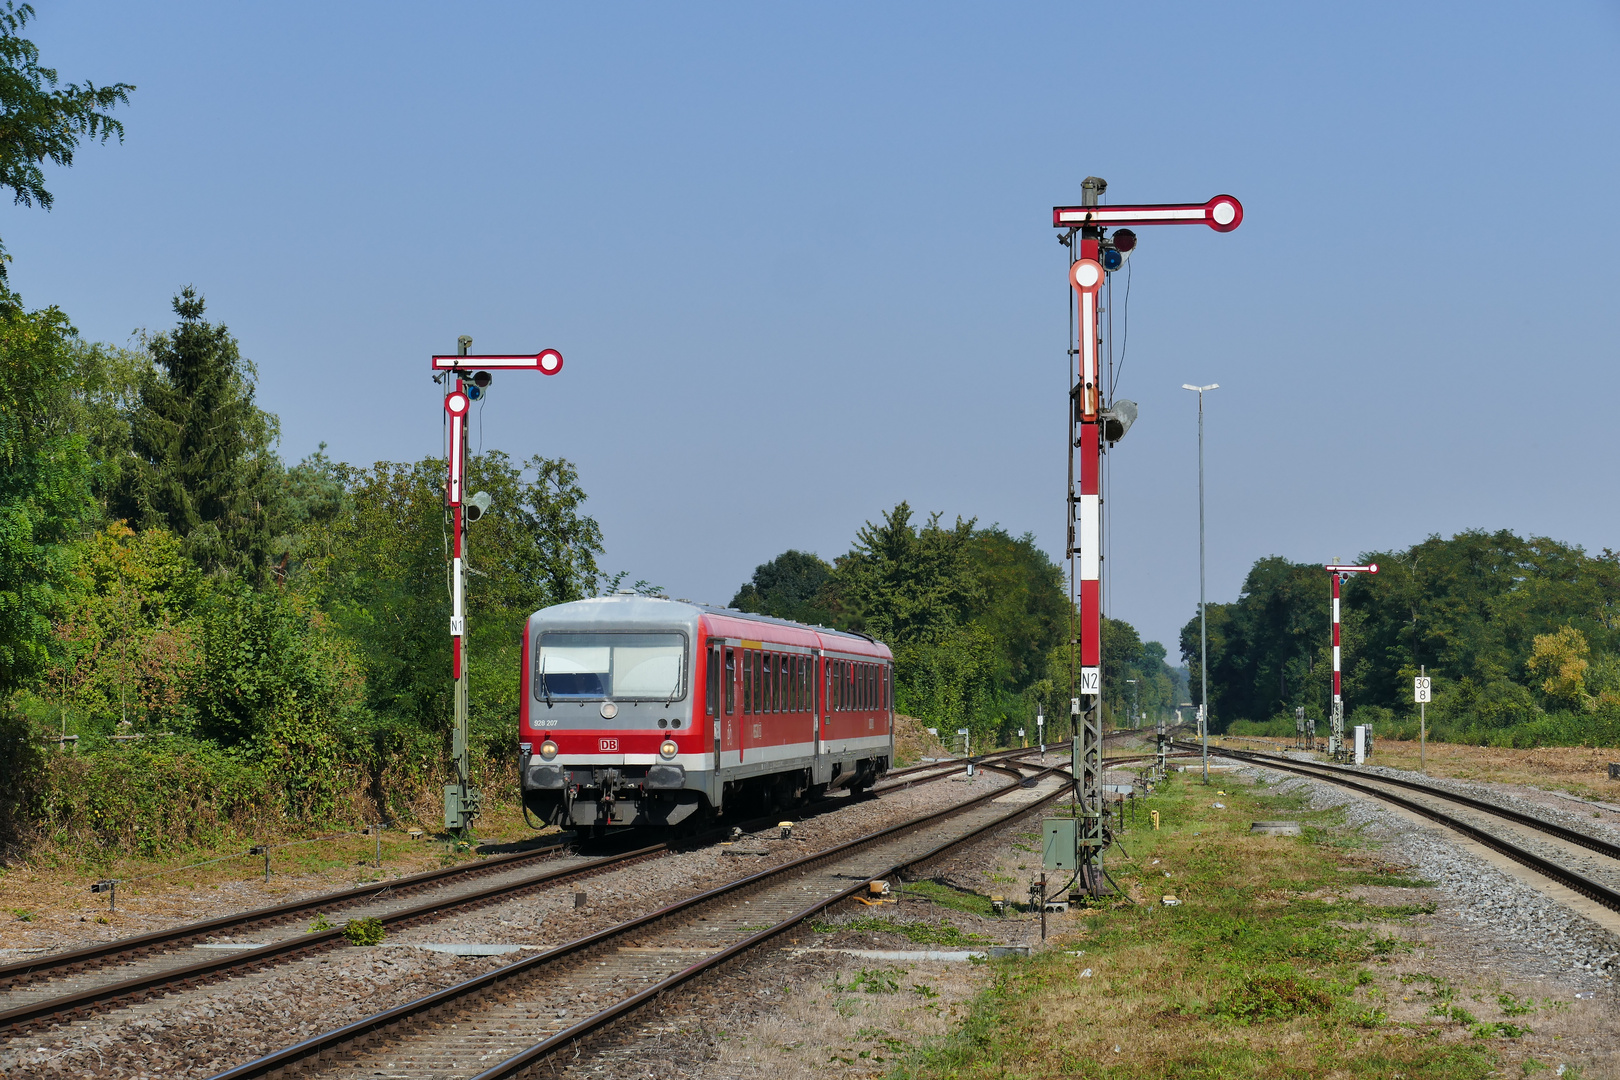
905;772;1564;1079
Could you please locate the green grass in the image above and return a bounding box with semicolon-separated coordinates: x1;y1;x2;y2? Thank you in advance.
903;879;998;917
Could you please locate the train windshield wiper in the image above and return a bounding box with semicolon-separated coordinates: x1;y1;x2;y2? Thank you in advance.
538;660;553;707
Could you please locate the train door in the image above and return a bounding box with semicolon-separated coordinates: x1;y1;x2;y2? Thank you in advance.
809;649;825;784
722;644;739;766
818;652;834;785
706;640;723;770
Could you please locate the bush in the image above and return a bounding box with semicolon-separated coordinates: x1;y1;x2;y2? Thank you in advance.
342;916;385;946
1225;717;1297;738
0;709;47;859
33;737;279;858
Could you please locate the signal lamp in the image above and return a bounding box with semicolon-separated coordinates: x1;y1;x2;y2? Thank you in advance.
467;384;485;401
471;370;492;388
1102;399;1138;443
539;740;558;760
1112;229;1137;253
1102;248;1124;272
465;491;493;522
659;740;678;759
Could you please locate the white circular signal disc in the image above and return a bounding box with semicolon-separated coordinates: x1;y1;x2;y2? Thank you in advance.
1070;259;1104;292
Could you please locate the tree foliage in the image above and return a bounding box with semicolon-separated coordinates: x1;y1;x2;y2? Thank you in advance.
731;549;831;625
1185;529;1620;735
0;292;92;696
0;2;133;277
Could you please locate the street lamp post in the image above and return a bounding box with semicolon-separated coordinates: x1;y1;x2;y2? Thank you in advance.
1182;383;1218;784
1126;678;1138;727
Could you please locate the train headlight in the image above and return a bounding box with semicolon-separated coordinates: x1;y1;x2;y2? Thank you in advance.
539;740;558;760
659;740;678;759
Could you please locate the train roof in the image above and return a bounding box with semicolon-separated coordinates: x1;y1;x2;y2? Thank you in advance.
530;595;890;655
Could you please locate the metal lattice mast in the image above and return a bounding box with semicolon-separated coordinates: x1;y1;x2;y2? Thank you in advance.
1067;177;1107;895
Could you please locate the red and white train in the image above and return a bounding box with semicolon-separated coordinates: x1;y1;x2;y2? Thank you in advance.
519;595;894;831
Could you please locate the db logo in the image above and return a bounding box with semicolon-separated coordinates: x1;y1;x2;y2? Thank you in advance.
599;738;619;752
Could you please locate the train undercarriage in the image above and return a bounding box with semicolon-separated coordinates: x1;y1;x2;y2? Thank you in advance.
521;756;888;833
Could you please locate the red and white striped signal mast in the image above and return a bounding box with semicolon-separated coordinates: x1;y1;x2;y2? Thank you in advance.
1053;179;1242;893
1323;562;1377;761
432;339;564;835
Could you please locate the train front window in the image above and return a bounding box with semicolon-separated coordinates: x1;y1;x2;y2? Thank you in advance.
536;632;686;700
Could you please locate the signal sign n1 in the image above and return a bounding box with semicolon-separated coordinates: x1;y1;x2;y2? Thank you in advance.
1413;677;1432;704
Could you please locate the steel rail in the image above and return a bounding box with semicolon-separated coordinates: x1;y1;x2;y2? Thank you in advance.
1182;743;1620;917
0;836;578;990
208;760;1068;1080
2;752;1037;1033
1180;743;1620;863
0;842;672;1033
473;767;1070;1080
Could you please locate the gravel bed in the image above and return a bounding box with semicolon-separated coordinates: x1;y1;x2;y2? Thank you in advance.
0;770;1009;1079
1233;758;1620;990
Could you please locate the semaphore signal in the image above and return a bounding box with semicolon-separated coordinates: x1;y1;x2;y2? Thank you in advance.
434;337;565;836
1053;177;1242;899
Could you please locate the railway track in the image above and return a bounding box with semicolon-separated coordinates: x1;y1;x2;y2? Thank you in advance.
0;745;1048;1036
209;756;1070;1080
1180;742;1620;918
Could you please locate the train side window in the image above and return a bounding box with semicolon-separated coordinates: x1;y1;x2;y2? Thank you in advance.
863;663;871;710
725;649;736;715
768;653;779;713
833;661;841;711
868;664;876;710
743;651;754;714
854;663;862;710
706;646;719;717
845;662;854;710
881;664;889;710
775;653;784;713
794;655;804;711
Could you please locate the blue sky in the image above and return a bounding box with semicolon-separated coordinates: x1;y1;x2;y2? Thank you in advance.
14;2;1620;654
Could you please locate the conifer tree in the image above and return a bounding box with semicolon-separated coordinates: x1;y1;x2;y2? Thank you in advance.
114;288;283;582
